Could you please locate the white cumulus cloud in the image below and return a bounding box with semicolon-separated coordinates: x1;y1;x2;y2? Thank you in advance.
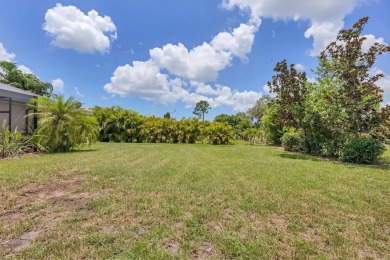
52;78;65;92
361;34;387;53
295;63;305;71
222;0;371;56
17;65;33;74
377;75;390;94
0;42;36;77
211;23;258;61
150;43;231;82
374;70;390;95
104;60;175;105
0;42;16;61
43;3;117;54
212;84;262;111
150;23;258;82
104;61;262;111
192;81;220;96
104;21;261;111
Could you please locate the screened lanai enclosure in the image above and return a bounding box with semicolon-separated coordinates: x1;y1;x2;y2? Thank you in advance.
0;82;37;134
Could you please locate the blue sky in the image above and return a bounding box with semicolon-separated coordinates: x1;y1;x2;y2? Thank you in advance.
0;0;389;120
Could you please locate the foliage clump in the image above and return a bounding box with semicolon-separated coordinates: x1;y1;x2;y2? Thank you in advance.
0;61;53;97
193;100;211;122
29;95;98;152
0;120;43;159
281;131;301;152
205;122;235;145
93;106;235;145
340;138;385;164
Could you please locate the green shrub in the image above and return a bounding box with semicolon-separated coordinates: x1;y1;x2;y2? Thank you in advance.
320;139;345;158
205;122;235;145
0;120;42;159
281;131;301;151
340;138;385;164
261;104;283;145
29;95;98;152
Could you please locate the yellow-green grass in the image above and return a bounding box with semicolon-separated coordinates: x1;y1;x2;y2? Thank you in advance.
0;143;389;259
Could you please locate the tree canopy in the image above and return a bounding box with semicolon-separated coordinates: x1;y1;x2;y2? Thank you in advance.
0;61;53;97
193;100;211;122
260;17;390;160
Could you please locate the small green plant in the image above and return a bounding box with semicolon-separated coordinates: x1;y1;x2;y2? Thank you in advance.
281;131;301;151
340;138;385;164
0;120;41;159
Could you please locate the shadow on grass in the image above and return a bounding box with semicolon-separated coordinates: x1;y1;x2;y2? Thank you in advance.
279;152;390;170
69;148;99;153
344;160;390;171
48;149;99;154
278;153;321;162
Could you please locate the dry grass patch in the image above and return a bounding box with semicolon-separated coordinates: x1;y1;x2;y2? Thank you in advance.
0;173;104;257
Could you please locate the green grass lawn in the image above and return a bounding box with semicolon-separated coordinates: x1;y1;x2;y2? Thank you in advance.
0;143;389;259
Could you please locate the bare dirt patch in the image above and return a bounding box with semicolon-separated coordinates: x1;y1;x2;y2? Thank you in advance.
268;214;287;232
164;240;181;255
192;242;220;259
0;173;101;256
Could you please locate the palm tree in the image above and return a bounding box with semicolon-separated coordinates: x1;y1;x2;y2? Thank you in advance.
29;95;98;152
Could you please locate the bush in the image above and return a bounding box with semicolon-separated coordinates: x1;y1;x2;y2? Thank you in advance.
0;121;42;159
340;138;385;164
320;139;345;158
205;122;235;145
281;131;301;151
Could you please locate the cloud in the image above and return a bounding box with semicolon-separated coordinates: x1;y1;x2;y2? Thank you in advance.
295;63;305;71
52;78;65;92
150;43;231;82
104;61;261;111
150;23;258;82
222;0;370;56
17;65;33;74
43;3;117;54
361;34;387;53
0;42;15;61
211;23;258;60
0;42;36;77
74;86;84;98
104;60;175;105
377;74;390;94
192;81;220;96
304;20;344;56
212;84;262;111
104;13;262;111
369;68;390;97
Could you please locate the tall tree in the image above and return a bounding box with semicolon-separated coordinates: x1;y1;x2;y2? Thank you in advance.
247;95;273;127
267;59;308;130
193;100;211;122
163;112;171;119
0;61;53;97
318;17;390;137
